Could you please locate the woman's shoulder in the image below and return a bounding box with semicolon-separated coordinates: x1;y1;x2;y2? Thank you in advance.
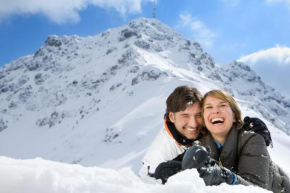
238;128;265;142
238;128;268;154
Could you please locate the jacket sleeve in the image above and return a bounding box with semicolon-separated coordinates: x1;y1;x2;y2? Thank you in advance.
139;147;169;178
139;128;186;178
236;132;270;189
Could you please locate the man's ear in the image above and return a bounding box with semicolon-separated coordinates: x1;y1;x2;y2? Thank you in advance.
169;112;175;123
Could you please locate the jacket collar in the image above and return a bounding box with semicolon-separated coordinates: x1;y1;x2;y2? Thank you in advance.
164;119;200;147
201;125;239;172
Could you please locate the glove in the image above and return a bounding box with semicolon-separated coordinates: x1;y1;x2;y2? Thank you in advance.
198;165;235;186
182;145;215;170
242;116;273;147
281;176;290;193
154;160;182;184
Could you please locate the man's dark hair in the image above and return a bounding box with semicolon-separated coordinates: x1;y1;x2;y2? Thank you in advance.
164;85;202;121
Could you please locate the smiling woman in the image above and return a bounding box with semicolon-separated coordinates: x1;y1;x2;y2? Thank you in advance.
197;89;290;193
201;90;243;143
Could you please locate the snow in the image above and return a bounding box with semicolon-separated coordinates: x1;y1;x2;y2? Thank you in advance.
0;157;271;193
0;17;290;192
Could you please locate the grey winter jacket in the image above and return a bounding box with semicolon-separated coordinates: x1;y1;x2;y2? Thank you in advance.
200;125;290;193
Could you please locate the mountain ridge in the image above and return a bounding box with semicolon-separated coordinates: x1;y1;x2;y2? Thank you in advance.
0;17;289;172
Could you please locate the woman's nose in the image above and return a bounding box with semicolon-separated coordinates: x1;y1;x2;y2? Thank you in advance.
212;106;220;113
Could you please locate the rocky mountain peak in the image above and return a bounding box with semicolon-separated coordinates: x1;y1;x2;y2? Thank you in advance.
0;17;289;166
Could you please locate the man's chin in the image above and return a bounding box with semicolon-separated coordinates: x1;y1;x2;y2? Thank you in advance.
180;127;200;140
186;134;199;140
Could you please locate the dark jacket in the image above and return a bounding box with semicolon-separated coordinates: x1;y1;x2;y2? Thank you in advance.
200;125;290;193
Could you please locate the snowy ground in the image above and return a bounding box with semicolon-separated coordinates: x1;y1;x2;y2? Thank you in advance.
1;17;290;193
0;157;271;193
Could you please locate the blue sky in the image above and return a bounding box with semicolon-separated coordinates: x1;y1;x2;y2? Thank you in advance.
1;0;290;97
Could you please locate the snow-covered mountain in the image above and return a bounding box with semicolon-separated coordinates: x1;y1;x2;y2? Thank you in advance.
0;17;290;178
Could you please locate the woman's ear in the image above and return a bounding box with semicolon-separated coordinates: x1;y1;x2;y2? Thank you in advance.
169;112;175;123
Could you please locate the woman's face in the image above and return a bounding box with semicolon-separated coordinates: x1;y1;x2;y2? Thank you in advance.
203;95;236;140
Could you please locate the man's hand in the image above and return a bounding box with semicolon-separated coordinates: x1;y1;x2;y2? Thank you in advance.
243;116;273;147
182;145;215;170
154;160;182;184
198;165;235;186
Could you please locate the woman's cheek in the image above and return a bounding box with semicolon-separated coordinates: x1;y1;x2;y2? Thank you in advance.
203;113;210;127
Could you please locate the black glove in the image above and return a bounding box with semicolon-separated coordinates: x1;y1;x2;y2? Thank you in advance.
242;116;273;147
154;160;182;184
182;145;215;170
198;165;235;186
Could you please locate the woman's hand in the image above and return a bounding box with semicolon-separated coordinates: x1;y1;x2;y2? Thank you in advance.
197;165;236;185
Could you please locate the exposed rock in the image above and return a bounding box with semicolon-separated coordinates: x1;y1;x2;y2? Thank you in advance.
134;40;150;50
45;35;62;47
104;127;121;143
118;29;141;41
0;118;7;132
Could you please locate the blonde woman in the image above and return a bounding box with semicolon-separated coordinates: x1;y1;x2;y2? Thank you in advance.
183;90;290;193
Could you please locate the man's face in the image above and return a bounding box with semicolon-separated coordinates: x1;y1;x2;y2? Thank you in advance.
169;102;202;140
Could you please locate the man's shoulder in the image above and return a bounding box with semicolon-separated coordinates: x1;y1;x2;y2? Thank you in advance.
152;127;178;146
146;127;187;154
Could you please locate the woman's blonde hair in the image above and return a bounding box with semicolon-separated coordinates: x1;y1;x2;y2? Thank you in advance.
201;90;243;133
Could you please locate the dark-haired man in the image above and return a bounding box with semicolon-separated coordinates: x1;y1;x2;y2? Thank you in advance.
139;86;203;181
139;85;272;184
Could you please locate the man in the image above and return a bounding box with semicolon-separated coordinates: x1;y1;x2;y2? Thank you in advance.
139;85;272;184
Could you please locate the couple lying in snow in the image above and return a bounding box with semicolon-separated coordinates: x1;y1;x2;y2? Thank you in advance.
139;85;290;193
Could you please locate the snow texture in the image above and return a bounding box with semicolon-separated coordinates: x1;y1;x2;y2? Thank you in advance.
0;157;271;193
0;17;290;192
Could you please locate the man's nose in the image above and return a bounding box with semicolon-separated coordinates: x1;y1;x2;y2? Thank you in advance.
188;116;198;127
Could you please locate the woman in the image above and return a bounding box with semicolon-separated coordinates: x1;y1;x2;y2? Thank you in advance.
185;90;289;193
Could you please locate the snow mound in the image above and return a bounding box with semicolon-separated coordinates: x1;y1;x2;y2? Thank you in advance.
0;157;271;193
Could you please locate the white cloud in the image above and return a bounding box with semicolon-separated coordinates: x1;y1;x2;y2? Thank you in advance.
0;0;152;24
175;13;216;48
238;45;290;98
238;45;290;66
